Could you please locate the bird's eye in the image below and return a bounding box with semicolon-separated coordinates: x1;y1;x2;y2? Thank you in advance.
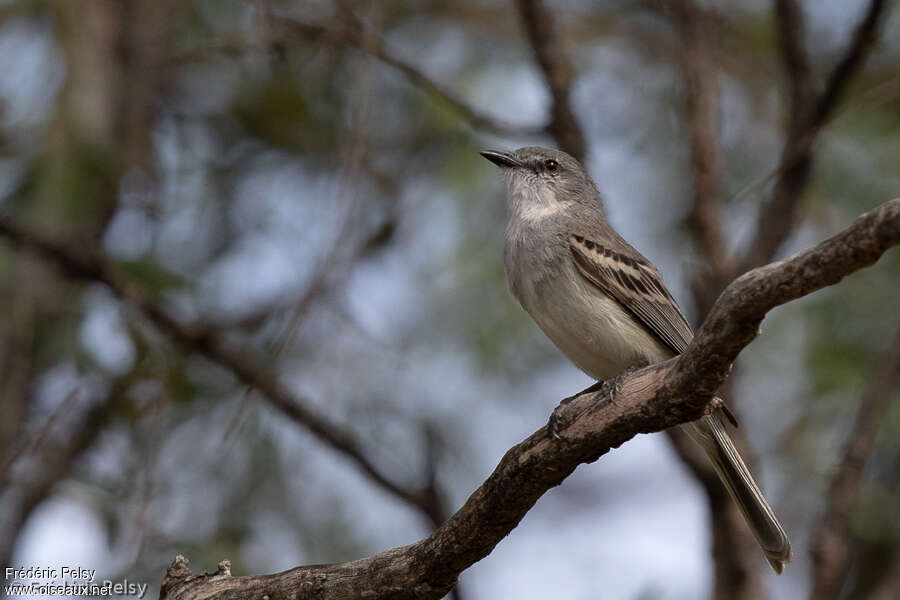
544;159;559;173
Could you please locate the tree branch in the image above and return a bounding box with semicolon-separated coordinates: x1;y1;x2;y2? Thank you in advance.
0;219;448;529
283;18;542;138
0;380;125;570
664;1;889;594
673;1;730;287
739;0;888;273
515;0;587;161
774;0;814;126
159;199;900;600
809;321;900;600
665;424;767;600
668;4;766;595
812;0;889;128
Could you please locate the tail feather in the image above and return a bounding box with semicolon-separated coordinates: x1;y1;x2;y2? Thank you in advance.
684;412;792;573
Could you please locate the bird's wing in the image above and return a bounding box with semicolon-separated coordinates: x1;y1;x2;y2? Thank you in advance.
569;233;694;355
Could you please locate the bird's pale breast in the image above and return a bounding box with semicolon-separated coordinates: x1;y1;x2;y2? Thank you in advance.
508;249;672;380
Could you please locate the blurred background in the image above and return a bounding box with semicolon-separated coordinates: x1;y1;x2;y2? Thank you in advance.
0;0;899;599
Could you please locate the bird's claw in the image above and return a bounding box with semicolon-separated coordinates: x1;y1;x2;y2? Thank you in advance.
548;364;648;440
548;394;575;440
547;379;607;440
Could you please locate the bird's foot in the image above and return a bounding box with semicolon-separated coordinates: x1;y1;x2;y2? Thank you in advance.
548;377;619;440
548;363;649;440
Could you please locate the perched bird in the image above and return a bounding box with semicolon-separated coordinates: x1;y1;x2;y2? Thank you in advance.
482;145;791;573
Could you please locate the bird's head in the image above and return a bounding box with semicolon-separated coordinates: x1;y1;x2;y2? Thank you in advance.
480;146;599;220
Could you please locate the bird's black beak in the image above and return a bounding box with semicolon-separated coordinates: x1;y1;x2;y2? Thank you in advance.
480;150;520;168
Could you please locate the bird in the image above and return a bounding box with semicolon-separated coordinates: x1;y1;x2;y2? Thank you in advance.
481;145;791;573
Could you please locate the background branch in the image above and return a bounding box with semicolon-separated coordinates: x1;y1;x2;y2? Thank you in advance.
0;219;450;529
809;321;900;600
159;199;900;600
515;0;587;161
669;3;890;589
673;0;731;293
284;18;541;137
0;379;129;569
668;3;765;596
739;0;888;274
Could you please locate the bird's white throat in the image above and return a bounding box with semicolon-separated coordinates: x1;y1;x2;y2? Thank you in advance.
507;177;563;223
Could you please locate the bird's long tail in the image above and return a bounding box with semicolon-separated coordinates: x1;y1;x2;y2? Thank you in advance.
683;412;792;573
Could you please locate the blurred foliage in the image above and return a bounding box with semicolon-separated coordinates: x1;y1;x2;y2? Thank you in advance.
118;259;188;294
0;1;898;599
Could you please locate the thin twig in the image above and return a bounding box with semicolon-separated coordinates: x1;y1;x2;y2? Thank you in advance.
0;386;83;490
284;18;542;137
218;13;372;450
0;380;127;570
812;0;889;127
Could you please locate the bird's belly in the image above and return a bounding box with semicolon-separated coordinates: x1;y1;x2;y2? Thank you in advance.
527;271;672;380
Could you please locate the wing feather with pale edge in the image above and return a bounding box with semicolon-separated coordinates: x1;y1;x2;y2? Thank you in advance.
569;234;694;355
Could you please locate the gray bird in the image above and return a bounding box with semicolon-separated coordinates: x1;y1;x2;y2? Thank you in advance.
481;145;791;573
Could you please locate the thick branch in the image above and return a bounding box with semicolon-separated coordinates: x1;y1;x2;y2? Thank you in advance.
809;322;900;600
670;4;763;595
739;0;888;273
679;199;898;398
0;219;447;528
515;0;586;161
160;199;900;600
